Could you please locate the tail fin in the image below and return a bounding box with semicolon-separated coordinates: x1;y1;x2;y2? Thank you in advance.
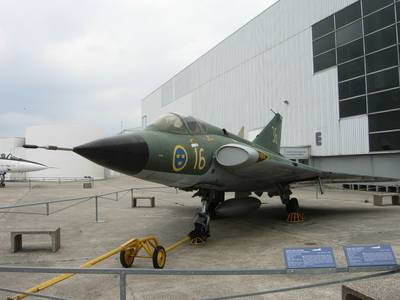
237;126;245;138
252;113;282;153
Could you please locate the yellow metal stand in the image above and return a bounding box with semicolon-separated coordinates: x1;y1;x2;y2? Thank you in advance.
10;236;191;300
286;212;304;223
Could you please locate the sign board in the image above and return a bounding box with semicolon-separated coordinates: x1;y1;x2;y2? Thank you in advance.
280;147;311;160
344;245;397;267
284;247;336;269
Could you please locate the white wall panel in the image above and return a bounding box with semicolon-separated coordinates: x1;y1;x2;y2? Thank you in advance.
339;116;369;155
142;0;363;157
25;126;105;179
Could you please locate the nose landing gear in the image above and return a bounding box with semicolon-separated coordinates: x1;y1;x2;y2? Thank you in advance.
189;190;224;244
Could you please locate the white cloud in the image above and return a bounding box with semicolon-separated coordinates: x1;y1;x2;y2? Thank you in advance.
0;0;277;136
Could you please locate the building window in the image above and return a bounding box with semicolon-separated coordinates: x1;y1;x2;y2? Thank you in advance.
364;25;397;54
312;15;334;40
366;46;398;73
313;33;335;55
367;67;399;93
368;88;400;113
337;38;364;63
339;77;366;100
338;57;365;81
362;0;394;16
369;131;400;151
369;110;400;132
314;50;336;72
336;20;363;46
339;96;367;118
363;5;395;34
312;0;400;151
335;2;362;29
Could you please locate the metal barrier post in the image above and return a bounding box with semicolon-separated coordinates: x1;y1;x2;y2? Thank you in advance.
29;179;31;190
119;271;126;300
116;192;119;201
46;203;50;216
95;196;99;222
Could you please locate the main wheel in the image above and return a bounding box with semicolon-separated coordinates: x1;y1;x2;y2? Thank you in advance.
152;245;166;269
120;249;135;268
287;198;299;213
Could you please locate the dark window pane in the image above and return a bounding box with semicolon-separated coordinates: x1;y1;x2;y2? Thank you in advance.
336;20;363;46
339;96;367;117
337;38;364;63
313;33;335;56
367;67;399;92
339;76;366;99
397;2;400;18
369;110;400;132
365;25;396;54
338;57;365;81
366;46;398;73
369;131;400;151
368;88;400;113
312;15;334;40
335;2;362;29
364;5;395;35
314;50;336;72
398;23;400;42
362;0;393;16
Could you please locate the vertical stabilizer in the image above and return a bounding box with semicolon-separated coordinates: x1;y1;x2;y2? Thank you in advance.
237;126;245;138
252;113;282;153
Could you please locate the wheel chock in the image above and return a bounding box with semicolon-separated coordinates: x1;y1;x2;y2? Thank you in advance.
287;212;304;223
191;237;206;245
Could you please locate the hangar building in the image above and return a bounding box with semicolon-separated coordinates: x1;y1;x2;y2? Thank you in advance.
142;0;400;179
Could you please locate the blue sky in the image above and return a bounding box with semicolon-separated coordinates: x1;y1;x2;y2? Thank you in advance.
0;0;276;137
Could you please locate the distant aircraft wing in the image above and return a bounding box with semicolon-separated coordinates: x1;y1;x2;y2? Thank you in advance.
215;143;398;185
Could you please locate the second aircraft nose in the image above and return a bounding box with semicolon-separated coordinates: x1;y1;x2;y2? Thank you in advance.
73;133;149;175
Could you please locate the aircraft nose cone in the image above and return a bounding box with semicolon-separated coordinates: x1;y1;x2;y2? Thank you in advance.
73;134;149;175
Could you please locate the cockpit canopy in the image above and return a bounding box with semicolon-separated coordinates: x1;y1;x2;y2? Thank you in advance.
147;113;207;135
0;153;18;160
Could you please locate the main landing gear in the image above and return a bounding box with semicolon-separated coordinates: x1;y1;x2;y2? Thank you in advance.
280;189;304;223
189;190;224;244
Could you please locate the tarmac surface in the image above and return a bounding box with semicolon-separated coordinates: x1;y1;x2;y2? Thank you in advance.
0;176;399;300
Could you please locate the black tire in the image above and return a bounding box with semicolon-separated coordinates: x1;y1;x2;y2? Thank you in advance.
152;245;166;269
120;250;134;268
287;198;299;213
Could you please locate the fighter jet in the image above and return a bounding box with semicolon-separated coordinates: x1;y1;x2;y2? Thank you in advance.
0;153;48;187
24;113;396;241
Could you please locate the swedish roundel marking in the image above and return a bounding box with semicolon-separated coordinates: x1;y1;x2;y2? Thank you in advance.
173;145;188;172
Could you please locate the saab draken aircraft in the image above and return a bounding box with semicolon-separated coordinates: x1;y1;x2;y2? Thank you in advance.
0;153;48;187
24;113;396;241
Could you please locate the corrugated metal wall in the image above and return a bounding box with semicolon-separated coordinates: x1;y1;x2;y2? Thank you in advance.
142;0;367;157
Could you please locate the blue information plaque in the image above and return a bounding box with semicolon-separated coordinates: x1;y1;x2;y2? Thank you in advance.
344;245;397;267
284;247;336;269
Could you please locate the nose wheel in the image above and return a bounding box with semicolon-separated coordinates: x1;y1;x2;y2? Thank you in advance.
189;213;210;244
